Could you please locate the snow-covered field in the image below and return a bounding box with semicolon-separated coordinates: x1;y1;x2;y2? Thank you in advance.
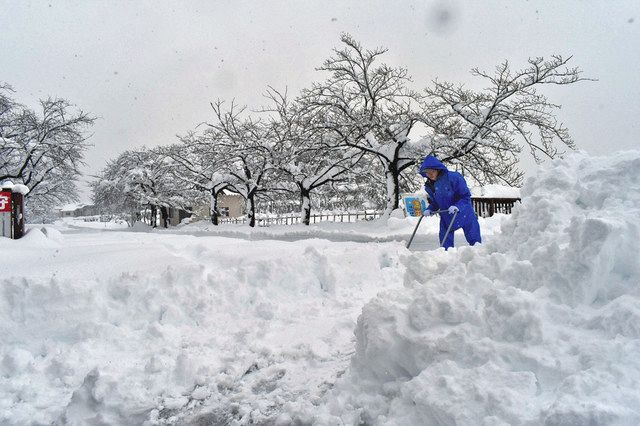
1;151;639;425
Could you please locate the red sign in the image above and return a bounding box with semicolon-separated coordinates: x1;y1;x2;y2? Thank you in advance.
0;191;11;212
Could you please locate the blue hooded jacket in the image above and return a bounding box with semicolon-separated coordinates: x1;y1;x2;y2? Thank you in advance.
419;155;476;228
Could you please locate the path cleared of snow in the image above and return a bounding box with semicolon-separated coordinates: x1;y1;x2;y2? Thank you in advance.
63;209;507;251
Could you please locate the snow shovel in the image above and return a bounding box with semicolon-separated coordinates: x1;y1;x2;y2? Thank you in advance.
406;209;459;249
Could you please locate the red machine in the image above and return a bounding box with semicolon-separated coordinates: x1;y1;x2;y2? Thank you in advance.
0;183;26;239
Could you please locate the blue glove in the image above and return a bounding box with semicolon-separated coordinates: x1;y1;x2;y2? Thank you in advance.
448;205;459;215
422;208;436;217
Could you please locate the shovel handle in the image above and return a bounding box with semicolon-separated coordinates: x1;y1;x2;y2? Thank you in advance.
406;214;424;249
440;209;459;247
407;208;458;249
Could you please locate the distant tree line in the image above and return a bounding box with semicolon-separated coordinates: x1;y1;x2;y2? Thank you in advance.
92;33;589;227
0;84;94;222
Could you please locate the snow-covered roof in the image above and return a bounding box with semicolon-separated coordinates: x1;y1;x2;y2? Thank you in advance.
471;184;521;198
59;203;87;212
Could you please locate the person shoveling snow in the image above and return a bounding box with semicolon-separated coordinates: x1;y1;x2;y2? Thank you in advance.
419;155;482;249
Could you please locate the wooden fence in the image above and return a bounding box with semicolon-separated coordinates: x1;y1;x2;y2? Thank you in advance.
472;197;521;218
219;210;383;226
218;198;520;226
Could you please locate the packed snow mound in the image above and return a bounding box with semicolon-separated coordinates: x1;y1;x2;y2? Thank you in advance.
0;227;61;249
301;151;640;425
40;226;64;243
0;232;407;424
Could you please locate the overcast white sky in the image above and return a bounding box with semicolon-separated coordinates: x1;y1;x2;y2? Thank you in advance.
1;0;639;202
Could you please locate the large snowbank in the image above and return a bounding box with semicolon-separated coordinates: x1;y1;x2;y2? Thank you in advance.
290;151;640;425
0;227;410;424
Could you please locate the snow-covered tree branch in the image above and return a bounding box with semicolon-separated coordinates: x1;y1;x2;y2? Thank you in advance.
164;133;238;225
298;33;423;216
264;87;365;225
419;56;591;186
207;100;275;227
0;85;95;219
92;147;195;227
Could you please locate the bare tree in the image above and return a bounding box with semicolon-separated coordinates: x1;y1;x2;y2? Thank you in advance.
163;135;237;225
92;147;194;227
0;88;95;210
300;33;423;216
264;87;364;225
207;100;274;227
420;56;591;185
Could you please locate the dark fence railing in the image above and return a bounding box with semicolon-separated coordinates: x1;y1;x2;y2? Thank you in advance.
472;197;521;217
218;198;520;226
219;210;383;226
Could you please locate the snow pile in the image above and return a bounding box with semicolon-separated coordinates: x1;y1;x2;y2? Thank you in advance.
297;151;640;425
0;227;62;249
0;229;405;424
39;226;64;244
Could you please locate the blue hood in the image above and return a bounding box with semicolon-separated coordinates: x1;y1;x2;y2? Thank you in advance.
419;155;448;176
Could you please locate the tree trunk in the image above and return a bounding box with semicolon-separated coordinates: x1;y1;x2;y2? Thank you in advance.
247;193;256;227
160;206;169;228
150;205;157;227
300;186;312;226
383;162;401;217
210;190;219;225
128;210;137;227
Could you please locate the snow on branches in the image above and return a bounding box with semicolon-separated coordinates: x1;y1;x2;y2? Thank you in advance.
91;36;589;225
299;33;423;215
91;147;198;227
1;84;95;220
420;56;591;186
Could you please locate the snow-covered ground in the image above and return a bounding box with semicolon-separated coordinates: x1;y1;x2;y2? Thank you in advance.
2;207;501;425
0;228;403;424
1;151;639;425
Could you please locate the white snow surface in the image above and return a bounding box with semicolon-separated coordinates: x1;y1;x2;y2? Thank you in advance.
1;180;30;195
2;208;500;424
1;150;639;425
0;229;406;424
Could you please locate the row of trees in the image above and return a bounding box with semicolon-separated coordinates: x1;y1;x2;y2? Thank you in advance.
0;84;95;222
93;34;588;227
